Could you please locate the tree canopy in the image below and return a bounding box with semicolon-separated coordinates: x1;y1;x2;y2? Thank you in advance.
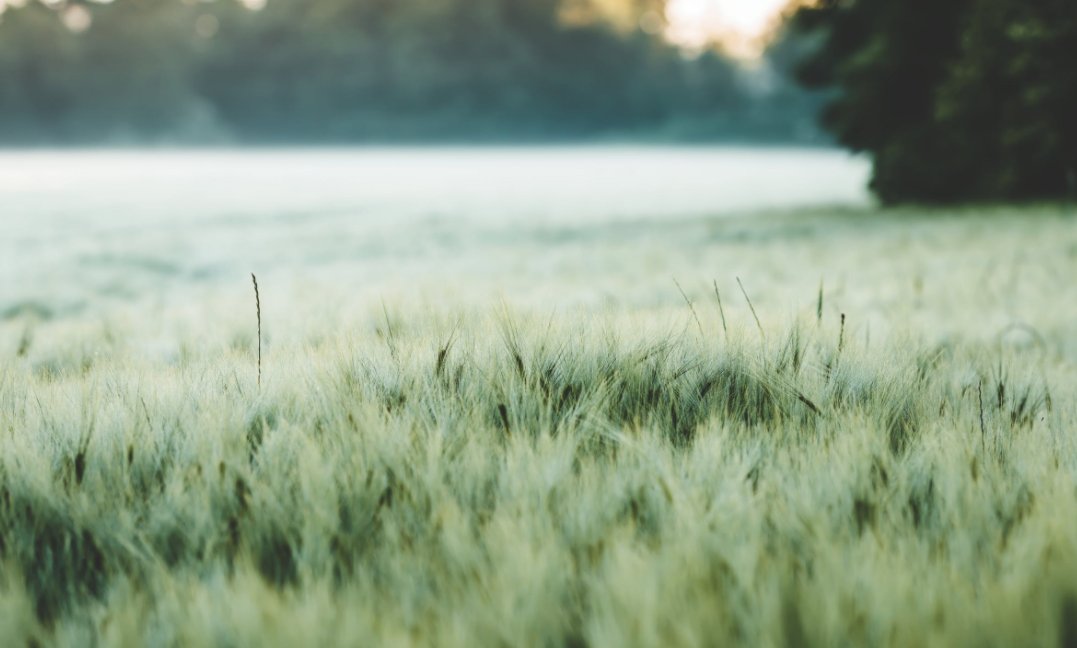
792;0;1077;204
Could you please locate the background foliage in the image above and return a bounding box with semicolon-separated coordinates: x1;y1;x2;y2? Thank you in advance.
0;0;823;144
792;0;1077;204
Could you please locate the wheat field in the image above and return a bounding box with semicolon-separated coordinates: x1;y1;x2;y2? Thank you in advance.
3;185;1077;645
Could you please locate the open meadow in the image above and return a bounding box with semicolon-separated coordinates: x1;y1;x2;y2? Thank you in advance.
2;150;1077;646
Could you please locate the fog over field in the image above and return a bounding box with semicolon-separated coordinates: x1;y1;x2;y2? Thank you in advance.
2;147;869;317
6;147;1071;357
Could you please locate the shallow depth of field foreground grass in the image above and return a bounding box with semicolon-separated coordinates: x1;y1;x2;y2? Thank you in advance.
1;205;1076;646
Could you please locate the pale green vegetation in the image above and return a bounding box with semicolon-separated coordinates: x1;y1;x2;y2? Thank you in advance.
1;201;1076;646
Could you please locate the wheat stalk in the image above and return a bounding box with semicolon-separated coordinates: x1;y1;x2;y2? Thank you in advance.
816;280;824;324
838;313;846;353
252;273;261;388
713;280;727;337
674;278;704;338
736;276;764;341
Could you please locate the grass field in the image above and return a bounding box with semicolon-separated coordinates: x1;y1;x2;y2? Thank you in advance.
2;202;1077;646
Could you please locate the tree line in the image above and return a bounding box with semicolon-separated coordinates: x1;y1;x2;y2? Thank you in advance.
0;0;823;145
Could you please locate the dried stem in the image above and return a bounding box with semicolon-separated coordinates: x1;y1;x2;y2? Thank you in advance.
674;278;705;338
816;280;824;324
736;277;764;341
713;280;727;337
252;273;261;388
978;378;986;455
838;313;846;353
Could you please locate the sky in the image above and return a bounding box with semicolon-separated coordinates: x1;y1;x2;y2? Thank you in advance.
0;0;797;59
666;0;793;57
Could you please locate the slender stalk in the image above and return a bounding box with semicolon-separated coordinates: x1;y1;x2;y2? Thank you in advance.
816;280;824;324
978;378;986;455
838;313;846;353
736;277;764;341
252;273;261;388
674;278;705;338
712;280;727;337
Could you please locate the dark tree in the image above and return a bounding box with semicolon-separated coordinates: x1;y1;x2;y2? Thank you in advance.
792;0;973;203
791;0;1077;204
936;0;1077;200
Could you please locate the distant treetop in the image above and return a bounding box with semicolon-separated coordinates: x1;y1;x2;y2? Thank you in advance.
0;0;824;146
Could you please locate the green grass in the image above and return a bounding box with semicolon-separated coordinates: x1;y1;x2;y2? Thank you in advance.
1;205;1076;645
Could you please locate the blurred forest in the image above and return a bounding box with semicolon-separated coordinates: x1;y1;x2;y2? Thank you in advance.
0;0;824;145
793;0;1077;203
